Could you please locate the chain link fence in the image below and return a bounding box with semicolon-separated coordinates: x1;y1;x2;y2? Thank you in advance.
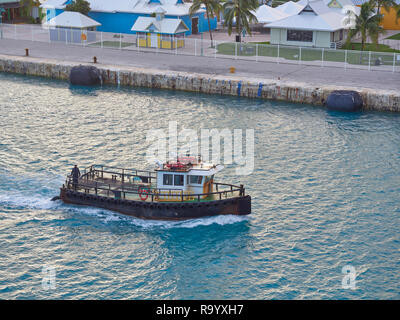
1;23;399;72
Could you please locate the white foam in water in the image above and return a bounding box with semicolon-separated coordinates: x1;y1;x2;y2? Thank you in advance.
0;193;57;210
175;214;249;229
74;205;249;229
119;213;249;230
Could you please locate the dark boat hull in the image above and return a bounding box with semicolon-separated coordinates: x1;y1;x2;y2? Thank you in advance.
59;188;251;220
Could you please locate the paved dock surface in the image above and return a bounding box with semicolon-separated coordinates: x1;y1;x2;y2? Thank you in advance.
0;38;399;91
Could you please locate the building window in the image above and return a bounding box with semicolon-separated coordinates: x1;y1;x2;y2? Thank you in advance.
161;34;171;41
137;32;147;39
163;174;173;185
174;33;184;40
174;174;184;186
188;175;203;185
287;30;313;42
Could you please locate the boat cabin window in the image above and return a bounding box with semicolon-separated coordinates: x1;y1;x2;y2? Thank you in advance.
163;174;173;185
174;174;184;186
188;175;203;185
162;173;184;186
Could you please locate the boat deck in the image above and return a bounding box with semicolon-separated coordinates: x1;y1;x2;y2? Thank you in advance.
66;165;244;203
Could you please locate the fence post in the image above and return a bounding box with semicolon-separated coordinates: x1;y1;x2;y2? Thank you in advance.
368;51;371;71
194;38;197;56
14;24;16;40
214;40;217;59
299;47;301;65
277;44;280;64
65;29;68;45
119;33;122;50
393;52;396;73
156;37;159;55
256;43;258;62
175;37;178;55
345;49;347;70
31;25;34;42
101;32;103;48
321;48;324;67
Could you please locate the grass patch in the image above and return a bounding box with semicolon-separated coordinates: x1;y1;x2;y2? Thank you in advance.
386;33;400;40
216;41;400;66
89;41;134;48
341;42;400;53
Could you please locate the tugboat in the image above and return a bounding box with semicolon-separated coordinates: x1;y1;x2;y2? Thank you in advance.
58;155;251;220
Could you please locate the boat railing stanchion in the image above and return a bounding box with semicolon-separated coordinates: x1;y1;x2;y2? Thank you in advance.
95;182;97;195
240;184;244;196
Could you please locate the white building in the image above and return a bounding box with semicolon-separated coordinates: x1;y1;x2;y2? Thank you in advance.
268;0;358;48
43;11;101;44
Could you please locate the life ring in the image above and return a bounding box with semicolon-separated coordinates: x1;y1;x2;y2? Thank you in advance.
139;187;149;201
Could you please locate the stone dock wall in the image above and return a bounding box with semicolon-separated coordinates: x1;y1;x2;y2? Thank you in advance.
0;54;399;112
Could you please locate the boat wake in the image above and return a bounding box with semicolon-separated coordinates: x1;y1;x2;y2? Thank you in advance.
118;213;249;230
0;193;58;211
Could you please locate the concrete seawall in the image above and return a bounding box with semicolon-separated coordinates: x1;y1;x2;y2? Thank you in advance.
1;54;399;112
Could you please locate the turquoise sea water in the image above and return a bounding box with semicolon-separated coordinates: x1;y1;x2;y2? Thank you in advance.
0;72;399;299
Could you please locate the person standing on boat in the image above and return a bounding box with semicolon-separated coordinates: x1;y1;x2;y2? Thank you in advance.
71;165;80;190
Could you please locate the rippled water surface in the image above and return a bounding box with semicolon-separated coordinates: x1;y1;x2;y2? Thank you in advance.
0;73;399;299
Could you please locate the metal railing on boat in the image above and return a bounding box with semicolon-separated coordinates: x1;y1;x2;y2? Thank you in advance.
65;166;245;202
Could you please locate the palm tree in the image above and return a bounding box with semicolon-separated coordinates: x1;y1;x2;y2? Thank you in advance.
19;0;40;18
371;0;397;15
397;6;400;23
346;1;384;51
189;0;221;47
370;0;400;26
222;0;259;42
65;0;91;16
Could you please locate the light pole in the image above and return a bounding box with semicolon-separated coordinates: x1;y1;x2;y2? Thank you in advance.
198;18;203;56
0;7;5;39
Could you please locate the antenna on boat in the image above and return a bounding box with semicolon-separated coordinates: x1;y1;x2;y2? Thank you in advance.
155;159;163;169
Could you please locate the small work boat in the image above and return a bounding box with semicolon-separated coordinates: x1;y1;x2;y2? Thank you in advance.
57;155;251;220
